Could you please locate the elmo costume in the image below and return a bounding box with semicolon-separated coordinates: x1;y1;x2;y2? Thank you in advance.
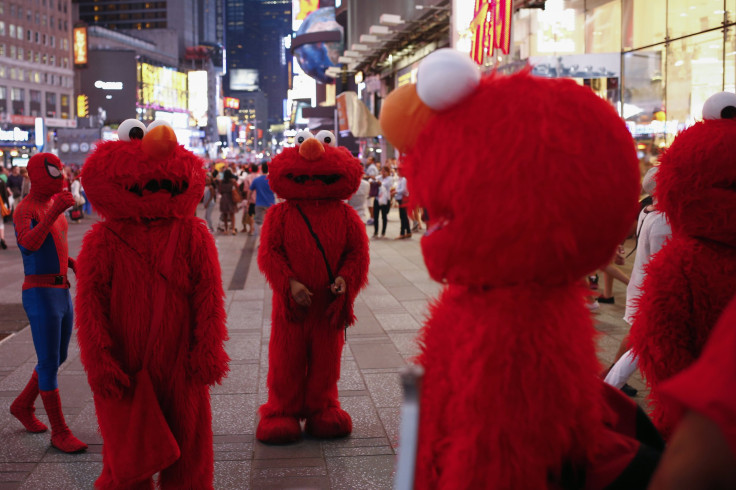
630;92;736;438
75;119;229;488
10;153;87;453
380;49;662;489
256;130;369;443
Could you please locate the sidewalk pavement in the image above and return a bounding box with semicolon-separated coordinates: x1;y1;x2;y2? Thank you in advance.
0;206;644;489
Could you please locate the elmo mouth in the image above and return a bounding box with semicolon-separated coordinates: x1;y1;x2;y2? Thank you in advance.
286;173;342;185
126;179;189;197
714;181;736;192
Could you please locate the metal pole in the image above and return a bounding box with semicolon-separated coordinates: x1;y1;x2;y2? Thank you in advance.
393;364;425;490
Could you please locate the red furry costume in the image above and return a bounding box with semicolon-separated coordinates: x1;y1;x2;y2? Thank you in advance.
380;50;661;489
630;93;736;439
75;120;229;488
256;131;369;443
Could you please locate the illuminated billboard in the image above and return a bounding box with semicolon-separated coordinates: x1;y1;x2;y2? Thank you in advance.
293;0;320;30
188;71;208;127
139;63;188;111
73;25;88;66
224;97;240;109
230;68;259;92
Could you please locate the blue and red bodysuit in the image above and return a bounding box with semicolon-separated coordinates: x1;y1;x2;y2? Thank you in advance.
9;153;87;453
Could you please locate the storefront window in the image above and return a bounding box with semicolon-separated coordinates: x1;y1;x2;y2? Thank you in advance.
729;0;736;23
0;86;7;115
585;0;622;53
667;29;725;140
11;87;25;115
533;0;586;55
622;0;666;51
668;0;727;40
623;46;666;175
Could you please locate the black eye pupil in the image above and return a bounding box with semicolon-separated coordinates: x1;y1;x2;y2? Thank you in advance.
324;137;331;143
721;106;736;119
298;137;304;143
129;127;144;140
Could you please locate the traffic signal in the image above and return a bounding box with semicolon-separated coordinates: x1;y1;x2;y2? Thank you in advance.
77;94;89;118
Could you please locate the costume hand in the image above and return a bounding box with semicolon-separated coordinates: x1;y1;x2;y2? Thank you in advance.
90;370;131;400
326;294;347;329
68;257;76;274
330;276;347;296
49;191;76;217
290;279;313;307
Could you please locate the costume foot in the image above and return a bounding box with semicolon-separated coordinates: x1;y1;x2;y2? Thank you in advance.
10;371;47;433
305;407;352;438
40;389;87;453
50;428;88;453
256;415;302;444
10;403;48;433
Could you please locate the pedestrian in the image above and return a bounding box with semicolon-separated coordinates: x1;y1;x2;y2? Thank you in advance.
202;174;217;232
393;164;411;239
241;163;259;234
10;153;87;453
7;166;23;202
218;169;237;235
0;177;10;249
249;161;275;235
348;177;370;220
373;166;392;238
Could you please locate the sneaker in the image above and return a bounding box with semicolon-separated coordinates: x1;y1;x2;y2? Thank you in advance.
597;296;614;304
366;219;374;225
621;383;638;397
588;274;599;290
586;300;600;311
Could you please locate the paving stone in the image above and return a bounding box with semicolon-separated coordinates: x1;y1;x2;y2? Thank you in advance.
401;299;432;324
339;396;386;439
250;475;331;488
387;332;421;359
363;373;402;408
362;295;404;312
0;473;27;483
350;343;405;370
254;439;323;460
211;394;257;435
214;460;251;489
326;455;396;490
336;359;365;392
0;343;36;371
224;333;261;362
212;363;259;395
374;313;420;333
18;462;102;489
377;407;402;450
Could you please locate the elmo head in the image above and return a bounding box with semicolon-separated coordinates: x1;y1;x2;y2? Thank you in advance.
656;92;736;245
381;49;640;287
269;130;363;201
82;119;205;220
27;152;65;199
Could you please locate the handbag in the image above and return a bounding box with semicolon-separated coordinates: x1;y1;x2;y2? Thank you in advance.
368;181;380;198
232;186;243;204
0;200;9;217
94;222;182;485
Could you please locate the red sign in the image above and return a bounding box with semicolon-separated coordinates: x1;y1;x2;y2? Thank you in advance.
470;0;512;64
224;97;240;109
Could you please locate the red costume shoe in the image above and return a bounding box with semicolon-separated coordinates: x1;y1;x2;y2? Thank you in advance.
305;407;352;438
40;389;87;453
10;370;48;433
255;416;302;444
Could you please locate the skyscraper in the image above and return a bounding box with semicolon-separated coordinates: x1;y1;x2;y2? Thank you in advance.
225;0;290;127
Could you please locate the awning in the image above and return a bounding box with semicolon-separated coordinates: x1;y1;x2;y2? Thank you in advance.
335;91;382;138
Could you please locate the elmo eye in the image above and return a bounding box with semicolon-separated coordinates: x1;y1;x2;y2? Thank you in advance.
118;119;146;141
702;92;736;120
147;120;173;132
295;130;313;146
315;130;336;147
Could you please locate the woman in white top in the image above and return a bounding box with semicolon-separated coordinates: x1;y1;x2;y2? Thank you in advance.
373;166;393;238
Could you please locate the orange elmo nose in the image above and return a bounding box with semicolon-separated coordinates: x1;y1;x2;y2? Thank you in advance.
142;125;178;158
299;137;325;161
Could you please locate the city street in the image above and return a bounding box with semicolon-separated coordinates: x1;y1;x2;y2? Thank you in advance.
0;207;644;489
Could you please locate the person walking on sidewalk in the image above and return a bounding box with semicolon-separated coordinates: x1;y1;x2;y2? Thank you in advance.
9;153;87;453
250;161;275;235
393;164;411;239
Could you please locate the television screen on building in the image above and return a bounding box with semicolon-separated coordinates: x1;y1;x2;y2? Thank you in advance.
230;69;259;91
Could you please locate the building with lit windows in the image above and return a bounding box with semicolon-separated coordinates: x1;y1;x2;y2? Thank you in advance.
0;0;75;167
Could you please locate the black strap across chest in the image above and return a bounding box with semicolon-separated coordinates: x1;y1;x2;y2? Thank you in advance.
294;203;335;285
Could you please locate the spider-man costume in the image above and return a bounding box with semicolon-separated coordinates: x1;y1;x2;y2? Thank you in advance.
10;152;87;453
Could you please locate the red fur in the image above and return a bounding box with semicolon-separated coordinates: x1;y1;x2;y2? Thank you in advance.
76;140;229;488
256;143;369;443
630;118;736;438
404;71;641;488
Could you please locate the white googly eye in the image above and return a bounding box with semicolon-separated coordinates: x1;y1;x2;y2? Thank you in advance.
702;92;736;120
147;120;173;132
315;130;336;147
416;48;481;111
118;119;146;141
295;130;314;146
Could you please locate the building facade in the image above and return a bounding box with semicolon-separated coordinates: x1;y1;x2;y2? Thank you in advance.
0;0;75;167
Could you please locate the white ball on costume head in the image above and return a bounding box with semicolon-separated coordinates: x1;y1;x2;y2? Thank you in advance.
416;48;481;111
702;92;736;120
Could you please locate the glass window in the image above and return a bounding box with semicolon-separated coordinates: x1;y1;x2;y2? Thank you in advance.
30;89;41;116
729;0;736;23
16;26;22;40
726;25;736;93
17;47;22;60
12;87;25;115
60;93;69;119
0;43;4;56
0;21;5;36
667;29;724;139
668;0;726;40
45;92;56;117
9;45;15;58
585;0;622;53
622;45;666;176
9;24;15;37
529;0;586;56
